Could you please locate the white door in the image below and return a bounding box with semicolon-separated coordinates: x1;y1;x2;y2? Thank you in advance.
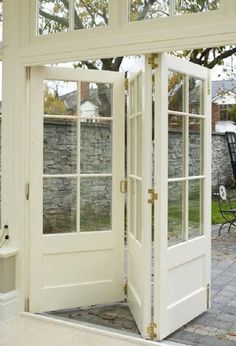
154;53;211;340
29;66;125;312
127;56;153;338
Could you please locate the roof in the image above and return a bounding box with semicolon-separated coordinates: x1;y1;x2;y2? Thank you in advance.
212;80;236;99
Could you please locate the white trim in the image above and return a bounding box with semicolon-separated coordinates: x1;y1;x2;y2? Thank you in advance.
0;291;18;322
0;247;18;259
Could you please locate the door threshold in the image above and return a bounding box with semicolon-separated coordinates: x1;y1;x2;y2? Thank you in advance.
23;312;186;346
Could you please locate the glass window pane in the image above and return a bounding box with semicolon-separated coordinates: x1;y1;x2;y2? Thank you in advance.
44;80;77;116
175;0;220;15
80;177;112;232
168;115;184;178
44;119;77;174
189;77;204;115
189;118;203;176
129;178;136;235
168;181;185;247
43;178;77;234
74;0;108;29
80;82;112;118
136;180;142;242
168;71;185;112
80;120;112;174
189;179;203;240
137;73;142;112
0;2;2;41
130;118;136;175
137;115;142;176
129;0;169;21
38;0;69;35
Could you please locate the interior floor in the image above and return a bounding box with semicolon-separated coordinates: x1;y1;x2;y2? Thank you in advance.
43;302;140;335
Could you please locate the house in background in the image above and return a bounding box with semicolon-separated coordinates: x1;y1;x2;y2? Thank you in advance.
212;80;236;132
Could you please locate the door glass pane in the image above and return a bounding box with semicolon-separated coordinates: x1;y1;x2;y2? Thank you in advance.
80;177;112;232
43;119;77;174
38;0;69;35
168;181;185;247
74;0;108;29
189;118;203;176
136;180;142;242
130;118;136;175
129;178;136;235
129;0;169;21
189;77;203;115
44;80;77;116
80;82;112;118
80;120;112;174
168;115;184;178
168;71;185;112
137;115;142;176
137;73;142;112
43;178;77;234
189;179;203;239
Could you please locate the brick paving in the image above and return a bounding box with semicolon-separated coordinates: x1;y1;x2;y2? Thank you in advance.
46;225;236;346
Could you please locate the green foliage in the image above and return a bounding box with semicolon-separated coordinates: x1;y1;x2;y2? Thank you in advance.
228;104;236;122
44;87;67;115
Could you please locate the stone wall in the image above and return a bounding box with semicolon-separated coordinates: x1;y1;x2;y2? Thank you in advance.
42;120;234;233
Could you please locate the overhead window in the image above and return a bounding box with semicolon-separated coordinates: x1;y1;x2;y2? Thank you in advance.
38;0;109;35
129;0;220;22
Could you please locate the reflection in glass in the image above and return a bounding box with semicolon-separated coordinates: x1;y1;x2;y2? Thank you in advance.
74;0;108;29
168;115;184;178
43;178;77;234
189;118;203;176
80;82;112;118
189;179;203;239
129;0;169;21
130;178;136;235
168;181;185;247
168;71;185;112
137;73;142;112
44;80;77;116
38;0;69;35
43;119;77;174
189;77;203;115
80;120;112;174
80;177;112;232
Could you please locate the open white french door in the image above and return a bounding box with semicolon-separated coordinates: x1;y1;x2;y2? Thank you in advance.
127;56;153;338
154;53;211;340
29;66;125;312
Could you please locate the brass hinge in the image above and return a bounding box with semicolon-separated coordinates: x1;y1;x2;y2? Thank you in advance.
207;78;211;96
26;67;31;80
207;283;210;309
148;54;158;69
26;183;30;200
148;188;158;204
147;322;157;339
120;180;128;193
125;78;128;90
124;281;128;300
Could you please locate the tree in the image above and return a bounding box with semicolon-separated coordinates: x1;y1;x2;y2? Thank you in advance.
38;0;236;72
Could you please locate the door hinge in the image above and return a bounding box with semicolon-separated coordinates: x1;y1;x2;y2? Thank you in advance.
207;283;210;309
148;188;158;204
147;322;157;340
124;281;128;300
120;180;128;193
26;67;31;80
148;54;158;69
26;183;30;200
125;78;128;90
207;78;211;96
